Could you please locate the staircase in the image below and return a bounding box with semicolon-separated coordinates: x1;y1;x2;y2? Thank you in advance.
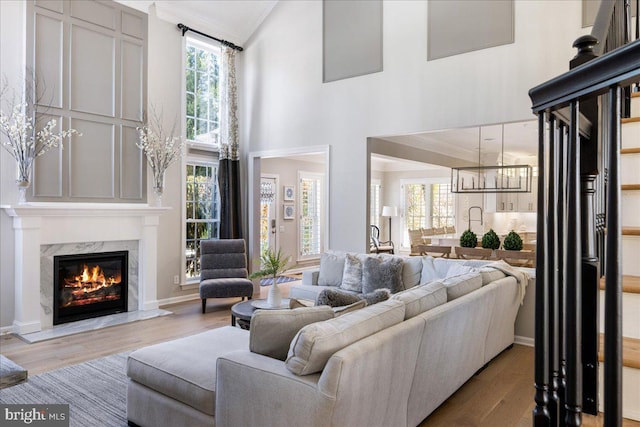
598;91;640;421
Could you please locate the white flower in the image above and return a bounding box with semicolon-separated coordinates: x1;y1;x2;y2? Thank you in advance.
0;102;80;182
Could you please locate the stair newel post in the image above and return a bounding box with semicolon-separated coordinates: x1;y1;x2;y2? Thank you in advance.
604;85;622;427
546;114;559;426
564;101;583;427
533;111;550;427
557;123;568;426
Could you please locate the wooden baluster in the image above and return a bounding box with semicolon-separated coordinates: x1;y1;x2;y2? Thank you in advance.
565;101;583;426
533;112;550;427
547;115;559;426
557;122;568;426
604;85;622;427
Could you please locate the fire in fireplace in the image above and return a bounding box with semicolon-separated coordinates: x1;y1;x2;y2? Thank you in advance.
54;251;128;325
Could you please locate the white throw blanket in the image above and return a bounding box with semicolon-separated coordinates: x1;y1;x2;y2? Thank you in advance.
485;260;531;305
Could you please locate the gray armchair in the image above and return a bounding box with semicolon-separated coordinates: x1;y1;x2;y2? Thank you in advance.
199;239;254;313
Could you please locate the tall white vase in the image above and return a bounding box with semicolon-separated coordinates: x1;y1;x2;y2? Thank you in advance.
267;280;282;307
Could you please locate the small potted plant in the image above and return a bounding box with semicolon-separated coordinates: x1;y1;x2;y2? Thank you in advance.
459;229;478;248
481;229;501;250
250;248;291;307
502;230;523;251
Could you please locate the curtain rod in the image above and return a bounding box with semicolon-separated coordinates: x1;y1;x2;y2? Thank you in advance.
177;23;244;52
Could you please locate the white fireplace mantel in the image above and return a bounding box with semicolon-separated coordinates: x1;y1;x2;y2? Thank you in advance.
2;203;170;334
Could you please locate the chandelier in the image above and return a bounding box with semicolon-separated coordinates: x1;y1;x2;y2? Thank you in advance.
451;125;533;193
260;181;275;204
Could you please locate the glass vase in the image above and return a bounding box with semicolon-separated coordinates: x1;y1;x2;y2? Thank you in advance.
152;170;165;207
17;180;30;204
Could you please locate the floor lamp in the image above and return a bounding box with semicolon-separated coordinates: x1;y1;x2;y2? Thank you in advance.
381;206;398;242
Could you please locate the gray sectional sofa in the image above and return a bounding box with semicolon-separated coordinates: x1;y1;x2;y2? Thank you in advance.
126;254;529;427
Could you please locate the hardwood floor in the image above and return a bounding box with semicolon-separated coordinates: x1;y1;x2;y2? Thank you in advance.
1;281;637;427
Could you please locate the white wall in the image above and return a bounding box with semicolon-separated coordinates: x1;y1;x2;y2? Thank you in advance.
243;0;588;255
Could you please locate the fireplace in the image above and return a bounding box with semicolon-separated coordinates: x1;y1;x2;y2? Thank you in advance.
53;251;128;325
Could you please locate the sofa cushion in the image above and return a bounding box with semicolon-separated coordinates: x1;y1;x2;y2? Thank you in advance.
401;256;423;290
318;251;346;286
286;299;406;375
420;256;441;284
441;272;482;301
250;306;335;361
340;254;363;292
477;267;507;286
362;256;404;294
127;326;248;416
391;281;447;319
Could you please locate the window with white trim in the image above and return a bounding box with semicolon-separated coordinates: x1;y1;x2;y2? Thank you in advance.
183;35;221;283
185;162;220;280
370;180;382;228
185;38;220;147
299;172;323;259
401;179;454;247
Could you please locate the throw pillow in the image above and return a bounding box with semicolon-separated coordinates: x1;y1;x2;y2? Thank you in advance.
361;288;391;305
420;256;441;284
317;288;361;307
286;299;406;375
391;281;447;319
362;256;404;294
445;263;475;278
340;254;363;292
441;272;482;301
317;251;346;286
250;306;334;361
401;256;423;290
333;299;367;316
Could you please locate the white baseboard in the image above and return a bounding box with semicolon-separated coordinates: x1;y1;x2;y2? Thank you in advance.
1;325;14;335
157;293;200;307
515;335;534;347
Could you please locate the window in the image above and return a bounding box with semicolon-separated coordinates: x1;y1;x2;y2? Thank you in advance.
370;180;381;228
185;38;220;146
401;180;454;247
183;36;222;282
431;183;455;228
185;162;220;280
299;172;323;259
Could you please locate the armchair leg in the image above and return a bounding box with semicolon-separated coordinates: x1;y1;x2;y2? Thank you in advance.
201;299;206;314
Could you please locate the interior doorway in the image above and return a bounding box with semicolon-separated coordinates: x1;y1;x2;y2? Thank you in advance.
259;175;278;263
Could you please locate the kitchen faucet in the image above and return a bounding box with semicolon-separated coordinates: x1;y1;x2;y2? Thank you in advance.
468;206;483;231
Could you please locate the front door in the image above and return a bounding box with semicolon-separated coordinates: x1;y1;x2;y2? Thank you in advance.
259;176;277;262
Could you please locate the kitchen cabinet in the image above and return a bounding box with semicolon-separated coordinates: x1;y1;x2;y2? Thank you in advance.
485;177;537;212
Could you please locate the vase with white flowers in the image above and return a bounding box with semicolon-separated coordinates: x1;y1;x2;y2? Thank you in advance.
0;102;80;204
136;108;183;207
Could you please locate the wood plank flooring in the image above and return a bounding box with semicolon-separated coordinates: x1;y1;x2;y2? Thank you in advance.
1;282;638;426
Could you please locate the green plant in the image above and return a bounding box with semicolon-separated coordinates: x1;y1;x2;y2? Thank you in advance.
481;229;501;250
249;248;291;282
503;230;523;251
459;229;478;248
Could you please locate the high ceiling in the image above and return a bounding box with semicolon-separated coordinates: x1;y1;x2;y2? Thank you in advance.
116;0;278;46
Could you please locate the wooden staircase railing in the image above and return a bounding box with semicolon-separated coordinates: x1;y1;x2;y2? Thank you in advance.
528;33;640;427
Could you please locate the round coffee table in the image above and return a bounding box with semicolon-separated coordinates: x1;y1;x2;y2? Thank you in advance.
231;299;290;330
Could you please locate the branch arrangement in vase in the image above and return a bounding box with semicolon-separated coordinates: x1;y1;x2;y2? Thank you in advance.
136;107;184;204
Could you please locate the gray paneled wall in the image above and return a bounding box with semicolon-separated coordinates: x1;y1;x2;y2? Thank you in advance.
28;0;147;202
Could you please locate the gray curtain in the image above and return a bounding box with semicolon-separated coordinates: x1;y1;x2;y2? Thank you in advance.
218;47;242;239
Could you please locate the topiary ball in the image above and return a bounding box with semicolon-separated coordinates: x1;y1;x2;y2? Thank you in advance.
481;229;501;250
503;230;523;251
459;229;478;248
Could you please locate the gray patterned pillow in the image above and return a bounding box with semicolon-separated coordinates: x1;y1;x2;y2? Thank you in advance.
340;254;363;292
362;256;404;294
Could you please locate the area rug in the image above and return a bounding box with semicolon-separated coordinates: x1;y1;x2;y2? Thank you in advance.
0;352;129;427
260;275;298;286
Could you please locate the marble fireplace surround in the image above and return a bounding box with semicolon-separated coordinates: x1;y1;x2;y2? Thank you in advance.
2;203;169;335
